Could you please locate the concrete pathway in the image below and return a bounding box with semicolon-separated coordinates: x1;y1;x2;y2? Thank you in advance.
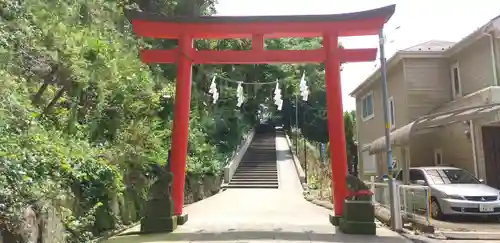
105;133;410;243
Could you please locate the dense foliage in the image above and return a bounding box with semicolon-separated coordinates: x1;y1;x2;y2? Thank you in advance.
0;0;356;242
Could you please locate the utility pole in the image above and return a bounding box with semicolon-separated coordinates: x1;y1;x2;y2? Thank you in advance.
379;29;402;231
289;96;293;132
295;94;299;155
303;104;307;183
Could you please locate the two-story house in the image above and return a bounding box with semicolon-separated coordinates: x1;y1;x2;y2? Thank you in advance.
350;15;500;189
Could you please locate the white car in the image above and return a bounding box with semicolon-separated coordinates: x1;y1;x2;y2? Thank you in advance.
395;166;500;219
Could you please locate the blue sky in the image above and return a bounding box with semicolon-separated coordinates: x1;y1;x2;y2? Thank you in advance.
215;0;500;111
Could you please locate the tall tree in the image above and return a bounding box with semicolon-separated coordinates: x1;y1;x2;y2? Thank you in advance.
344;111;357;173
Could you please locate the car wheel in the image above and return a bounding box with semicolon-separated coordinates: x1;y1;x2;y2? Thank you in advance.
431;197;444;220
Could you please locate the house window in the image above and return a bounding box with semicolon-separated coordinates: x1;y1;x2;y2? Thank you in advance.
450;62;462;98
362;92;374;121
388;97;395;129
434;149;443;165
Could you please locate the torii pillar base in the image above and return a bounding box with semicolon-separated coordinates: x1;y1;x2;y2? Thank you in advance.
329;214;341;226
177;213;189;225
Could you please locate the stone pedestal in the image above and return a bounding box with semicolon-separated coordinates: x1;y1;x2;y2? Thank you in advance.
141;215;178;233
141;196;178;233
140;171;182;233
338;200;376;235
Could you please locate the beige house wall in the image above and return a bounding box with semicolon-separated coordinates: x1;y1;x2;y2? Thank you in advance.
448;36;495;97
355;62;406;179
438;123;474;173
494;38;500;83
404;58;452;121
409;132;438;168
394;36;499;176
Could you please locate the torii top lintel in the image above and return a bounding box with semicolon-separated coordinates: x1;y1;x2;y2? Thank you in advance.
126;5;395;39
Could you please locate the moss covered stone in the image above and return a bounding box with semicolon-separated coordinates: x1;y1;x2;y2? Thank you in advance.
141;215;178;233
336;174;376;235
140;168;179;233
339;218;376;235
343;200;374;222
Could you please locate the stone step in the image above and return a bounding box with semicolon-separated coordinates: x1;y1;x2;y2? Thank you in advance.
232;175;278;179
241;158;275;161
239;161;276;164
233;173;277;176
238;163;276;166
238;164;276;166
228;129;278;189
230;178;278;182
238;162;276;165
234;172;277;176
240;164;276;167
243;152;276;154
224;184;279;189
237;166;277;169
241;155;275;157
237;167;277;170
235;168;277;172
238;165;276;167
235;169;277;172
236;170;277;173
229;181;278;185
228;181;278;185
241;157;276;159
231;178;278;181
230;177;278;182
238;165;277;167
234;171;277;175
244;151;275;153
236;171;277;175
237;168;276;170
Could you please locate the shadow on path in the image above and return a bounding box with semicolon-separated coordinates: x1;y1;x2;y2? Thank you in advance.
109;230;405;243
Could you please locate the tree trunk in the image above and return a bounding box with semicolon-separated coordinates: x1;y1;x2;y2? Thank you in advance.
42;87;66;115
32;64;60;106
32;83;49;105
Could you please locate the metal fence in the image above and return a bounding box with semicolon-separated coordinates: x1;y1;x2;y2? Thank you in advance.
368;176;433;228
288;128;332;201
224;129;253;166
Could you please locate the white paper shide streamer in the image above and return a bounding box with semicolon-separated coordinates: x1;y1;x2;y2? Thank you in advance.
274;81;283;111
208;76;219;104
299;72;309;101
236;81;244;107
206;74;280;109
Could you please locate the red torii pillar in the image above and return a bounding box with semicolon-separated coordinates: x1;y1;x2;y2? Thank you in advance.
127;4;395;222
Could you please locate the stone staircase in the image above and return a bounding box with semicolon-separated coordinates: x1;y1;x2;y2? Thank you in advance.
226;127;278;189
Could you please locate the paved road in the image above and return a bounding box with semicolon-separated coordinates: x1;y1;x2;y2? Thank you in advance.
434;230;500;241
440;241;499;243
432;217;500;232
105;134;410;243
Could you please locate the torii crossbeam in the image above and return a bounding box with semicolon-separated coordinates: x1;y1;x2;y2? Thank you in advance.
127;3;395;231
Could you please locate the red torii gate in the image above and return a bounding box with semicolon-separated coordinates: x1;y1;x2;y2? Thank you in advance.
127;4;395;222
